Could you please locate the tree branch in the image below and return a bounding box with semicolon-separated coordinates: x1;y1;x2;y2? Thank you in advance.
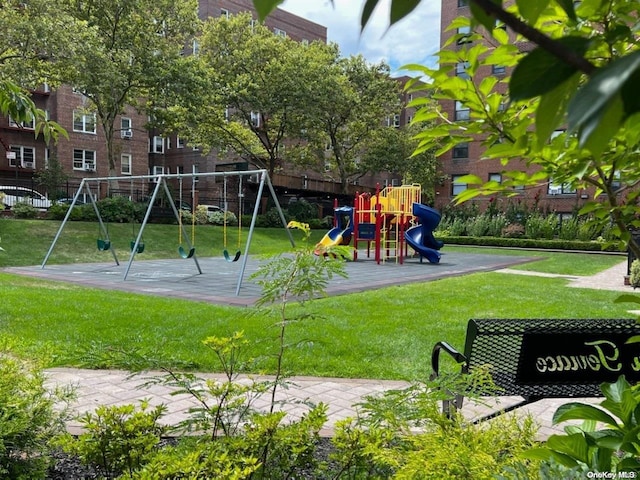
470;0;597;75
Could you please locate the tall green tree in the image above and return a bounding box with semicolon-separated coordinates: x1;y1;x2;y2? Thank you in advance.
156;13;335;176
63;0;199;176
303;55;401;194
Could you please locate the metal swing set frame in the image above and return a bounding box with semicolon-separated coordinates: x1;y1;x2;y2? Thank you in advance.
41;169;294;296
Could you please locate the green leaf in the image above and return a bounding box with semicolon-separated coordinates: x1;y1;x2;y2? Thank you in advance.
553;403;619;428
521;447;580;467
614;294;640;305
361;0;378;30
389;0;421;25
516;0;550;24
568;49;640;137
510;36;590;102
600;375;630;405
469;2;495;33
555;0;577;21
535;73;580;150
580;93;625;157
546;433;591;465
456;174;483;185
252;0;285;22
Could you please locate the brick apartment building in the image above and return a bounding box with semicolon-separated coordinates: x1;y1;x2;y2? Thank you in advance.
0;0;414;214
435;0;592;215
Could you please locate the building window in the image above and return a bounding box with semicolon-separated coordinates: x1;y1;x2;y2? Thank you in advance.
9;146;35;168
451;175;468;195
274;28;287;38
152;166;165;175
455;62;470;79
250;111;261;127
192;164;199;183
224;107;230;121
73;110;97;134
393;114;400;128
192;39;200;55
73;149;96;170
457;26;472;45
548;179;576;195
452;142;469;158
458;0;469;6
121;117;132;138
301;39;309;46
454;101;470;121
489;173;502;183
121;154;132;175
492;65;507;75
8;115;35;130
220;8;229;18
151;136;164;153
176;136;185;148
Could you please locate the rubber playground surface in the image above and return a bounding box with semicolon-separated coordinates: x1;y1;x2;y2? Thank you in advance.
5;250;537;306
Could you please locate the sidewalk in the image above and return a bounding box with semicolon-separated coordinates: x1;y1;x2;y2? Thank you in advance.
43;260;635;441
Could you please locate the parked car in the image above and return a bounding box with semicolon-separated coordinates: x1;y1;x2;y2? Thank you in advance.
0;186;52;210
200;204;222;215
56;198;86;205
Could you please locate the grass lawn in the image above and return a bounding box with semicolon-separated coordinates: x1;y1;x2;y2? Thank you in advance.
0;218;636;380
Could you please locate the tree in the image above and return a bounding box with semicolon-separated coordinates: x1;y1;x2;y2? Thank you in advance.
361;123;442;204
63;0;199;177
302;55;401;194
252;0;640;257
155;13;336;176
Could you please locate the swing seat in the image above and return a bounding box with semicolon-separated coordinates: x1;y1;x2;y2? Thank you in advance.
223;249;241;263
97;239;111;251
178;245;195;259
130;241;145;254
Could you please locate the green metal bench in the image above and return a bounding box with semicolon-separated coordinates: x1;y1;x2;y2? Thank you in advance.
431;318;640;421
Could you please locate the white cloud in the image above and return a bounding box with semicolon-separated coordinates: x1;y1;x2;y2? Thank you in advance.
280;0;441;74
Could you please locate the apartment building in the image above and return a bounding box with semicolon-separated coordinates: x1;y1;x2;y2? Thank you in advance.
1;0;413;214
436;0;590;214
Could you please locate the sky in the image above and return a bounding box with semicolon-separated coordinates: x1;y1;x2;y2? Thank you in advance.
279;0;441;75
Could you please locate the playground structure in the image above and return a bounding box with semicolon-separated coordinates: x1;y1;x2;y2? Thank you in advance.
316;184;443;264
41;170;294;296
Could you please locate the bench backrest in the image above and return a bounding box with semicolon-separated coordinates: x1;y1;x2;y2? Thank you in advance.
464;318;640;398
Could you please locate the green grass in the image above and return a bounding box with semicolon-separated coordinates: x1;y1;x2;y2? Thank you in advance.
445;245;624;275
0;219;325;267
0;218;635;380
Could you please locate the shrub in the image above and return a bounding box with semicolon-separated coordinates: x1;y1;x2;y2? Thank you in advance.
194;205;209;225
630;259;640;288
12;201;38;219
287;198;318;223
56;401;167;478
97;196;135;223
558;217;580;240
449;217;467;236
0;352;73;479
502;223;525;238
264;207;290;227
525;213;558;239
208;210;238;226
466;214;493;237
331;378;539;479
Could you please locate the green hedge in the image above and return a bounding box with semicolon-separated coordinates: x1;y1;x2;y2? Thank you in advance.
440;235;625;252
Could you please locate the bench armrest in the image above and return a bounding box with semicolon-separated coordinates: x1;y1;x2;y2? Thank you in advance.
431;341;467;380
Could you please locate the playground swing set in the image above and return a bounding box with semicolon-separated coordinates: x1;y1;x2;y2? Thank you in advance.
42;170;294;296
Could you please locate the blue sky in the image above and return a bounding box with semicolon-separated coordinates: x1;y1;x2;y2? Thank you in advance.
280;0;441;74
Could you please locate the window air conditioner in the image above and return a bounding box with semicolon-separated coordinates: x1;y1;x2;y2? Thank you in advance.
122;129;133;138
23;161;35;169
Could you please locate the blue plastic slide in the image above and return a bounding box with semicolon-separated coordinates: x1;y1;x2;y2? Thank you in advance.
404;203;443;264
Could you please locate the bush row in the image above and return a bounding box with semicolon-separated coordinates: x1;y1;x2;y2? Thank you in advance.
441;235;625;252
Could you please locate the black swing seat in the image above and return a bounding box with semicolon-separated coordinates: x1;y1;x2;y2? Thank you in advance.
130;241;145;254
223;249;241;262
178;245;195;259
97;239;111;251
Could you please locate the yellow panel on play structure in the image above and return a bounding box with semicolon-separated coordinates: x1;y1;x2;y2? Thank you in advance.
371;184;421;216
